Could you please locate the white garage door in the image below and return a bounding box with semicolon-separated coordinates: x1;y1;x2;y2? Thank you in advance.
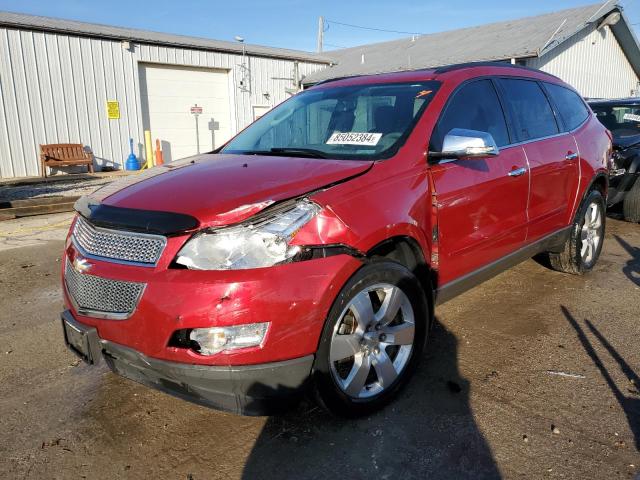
139;64;233;162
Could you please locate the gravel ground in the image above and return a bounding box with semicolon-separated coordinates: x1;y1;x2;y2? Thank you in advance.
0;214;638;479
0;174;127;202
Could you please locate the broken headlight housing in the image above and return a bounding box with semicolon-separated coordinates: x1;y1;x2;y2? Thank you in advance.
175;200;320;270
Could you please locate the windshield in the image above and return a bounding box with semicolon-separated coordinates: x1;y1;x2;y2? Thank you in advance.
591;104;640;136
222;81;440;160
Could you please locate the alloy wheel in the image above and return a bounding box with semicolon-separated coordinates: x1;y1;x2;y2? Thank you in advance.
329;283;415;399
581;201;603;264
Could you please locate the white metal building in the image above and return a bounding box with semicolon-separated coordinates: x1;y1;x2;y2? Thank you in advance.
0;12;331;178
305;2;640;99
3;2;640;180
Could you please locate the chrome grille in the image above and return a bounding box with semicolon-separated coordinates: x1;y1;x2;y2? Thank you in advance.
64;259;145;319
72;216;166;265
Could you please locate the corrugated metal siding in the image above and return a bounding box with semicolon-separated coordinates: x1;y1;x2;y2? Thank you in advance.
527;24;639;98
0;26;328;178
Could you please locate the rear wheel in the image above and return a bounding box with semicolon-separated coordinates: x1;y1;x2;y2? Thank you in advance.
622;178;640;223
313;260;429;417
547;189;606;274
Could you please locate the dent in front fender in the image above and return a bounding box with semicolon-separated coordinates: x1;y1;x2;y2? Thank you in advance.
290;204;360;247
299;162;434;264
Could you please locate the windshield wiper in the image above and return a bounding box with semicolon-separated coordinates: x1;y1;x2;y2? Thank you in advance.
269;147;329;158
231;148;329;159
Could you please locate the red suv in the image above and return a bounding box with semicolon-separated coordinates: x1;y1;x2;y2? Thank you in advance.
61;63;610;416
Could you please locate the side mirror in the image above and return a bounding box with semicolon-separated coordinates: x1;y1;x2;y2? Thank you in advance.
430;128;499;160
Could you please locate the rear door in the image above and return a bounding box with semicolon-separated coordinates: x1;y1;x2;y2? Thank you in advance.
430;78;529;285
543;82;591;215
497;78;579;241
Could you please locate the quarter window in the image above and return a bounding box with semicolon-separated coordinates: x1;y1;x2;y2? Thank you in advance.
431;79;510;150
499;79;559;141
544;83;589;131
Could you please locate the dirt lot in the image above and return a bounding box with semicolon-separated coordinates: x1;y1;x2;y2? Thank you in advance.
0;213;638;479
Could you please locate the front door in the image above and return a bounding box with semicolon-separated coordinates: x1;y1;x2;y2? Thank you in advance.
429;79;529;285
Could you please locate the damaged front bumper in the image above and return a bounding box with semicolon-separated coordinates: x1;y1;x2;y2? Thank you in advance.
62;311;314;416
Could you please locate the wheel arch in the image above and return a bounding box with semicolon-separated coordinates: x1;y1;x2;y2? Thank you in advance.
586;172;609;199
366;235;435;318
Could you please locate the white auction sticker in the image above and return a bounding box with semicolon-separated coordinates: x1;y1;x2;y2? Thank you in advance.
326;132;382;146
623;113;640;122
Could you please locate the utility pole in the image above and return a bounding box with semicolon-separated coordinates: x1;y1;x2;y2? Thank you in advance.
317;16;324;53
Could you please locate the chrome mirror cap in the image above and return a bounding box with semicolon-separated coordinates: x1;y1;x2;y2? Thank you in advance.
438;128;500;159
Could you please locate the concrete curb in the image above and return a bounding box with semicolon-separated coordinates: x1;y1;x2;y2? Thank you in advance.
0;171;134;188
0;196;79;221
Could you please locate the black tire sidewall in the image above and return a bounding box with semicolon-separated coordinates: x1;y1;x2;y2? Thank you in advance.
313;259;430;417
623;178;640;223
572;189;606;272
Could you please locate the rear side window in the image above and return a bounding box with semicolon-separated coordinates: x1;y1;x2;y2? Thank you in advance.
499;78;559;141
544;83;589;131
431;79;510;150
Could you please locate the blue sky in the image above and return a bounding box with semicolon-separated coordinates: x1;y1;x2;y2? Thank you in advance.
0;0;638;52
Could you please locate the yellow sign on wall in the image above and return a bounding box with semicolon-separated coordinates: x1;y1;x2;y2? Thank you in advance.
106;100;120;120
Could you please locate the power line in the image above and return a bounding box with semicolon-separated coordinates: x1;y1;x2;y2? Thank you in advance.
325;19;425;36
323;42;348;49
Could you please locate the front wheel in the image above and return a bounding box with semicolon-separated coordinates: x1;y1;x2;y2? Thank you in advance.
313;260;429;417
547;189;606;274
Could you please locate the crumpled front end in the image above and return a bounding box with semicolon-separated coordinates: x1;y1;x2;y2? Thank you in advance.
62;207;362;366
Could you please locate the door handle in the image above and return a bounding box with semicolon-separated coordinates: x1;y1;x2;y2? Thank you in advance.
566;152;579;160
508;167;527;177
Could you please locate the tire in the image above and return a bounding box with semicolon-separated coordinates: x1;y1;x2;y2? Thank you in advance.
547;189;606;275
623;178;640;223
312;259;430;417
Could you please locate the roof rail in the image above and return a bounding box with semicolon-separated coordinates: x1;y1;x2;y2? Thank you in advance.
432;61;561;79
307;60;561;87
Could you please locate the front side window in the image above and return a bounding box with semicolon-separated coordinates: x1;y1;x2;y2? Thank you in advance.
544;83;589;131
431;79;510;151
591;104;640;136
499;78;559;141
222;81;440;160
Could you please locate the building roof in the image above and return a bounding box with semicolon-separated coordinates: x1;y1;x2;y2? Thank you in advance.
0;10;333;64
304;1;639;84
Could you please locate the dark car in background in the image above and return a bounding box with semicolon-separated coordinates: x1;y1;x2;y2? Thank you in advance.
589;98;640;222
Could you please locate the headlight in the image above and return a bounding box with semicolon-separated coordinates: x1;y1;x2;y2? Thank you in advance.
175;200;320;270
190;322;269;355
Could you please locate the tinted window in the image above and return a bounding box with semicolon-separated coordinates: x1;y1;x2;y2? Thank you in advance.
431;79;510;150
499;79;559;141
545;83;589;131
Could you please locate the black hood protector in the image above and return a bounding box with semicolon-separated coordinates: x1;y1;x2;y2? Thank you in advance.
74;196;200;236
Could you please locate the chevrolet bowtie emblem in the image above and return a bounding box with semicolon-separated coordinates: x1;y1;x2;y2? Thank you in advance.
72;256;93;274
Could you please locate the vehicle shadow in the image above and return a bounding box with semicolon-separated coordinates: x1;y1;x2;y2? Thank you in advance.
241;319;500;480
560;306;640;450
613;234;640;287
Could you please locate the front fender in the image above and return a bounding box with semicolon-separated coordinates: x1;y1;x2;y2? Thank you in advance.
295;162;434;264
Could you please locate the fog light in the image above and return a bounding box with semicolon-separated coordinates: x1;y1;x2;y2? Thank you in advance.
189;322;269;355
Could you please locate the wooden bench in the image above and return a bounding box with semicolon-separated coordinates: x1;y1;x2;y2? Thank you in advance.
40;143;94;177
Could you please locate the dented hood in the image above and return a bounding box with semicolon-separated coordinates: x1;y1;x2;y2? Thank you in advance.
94;154;372;227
